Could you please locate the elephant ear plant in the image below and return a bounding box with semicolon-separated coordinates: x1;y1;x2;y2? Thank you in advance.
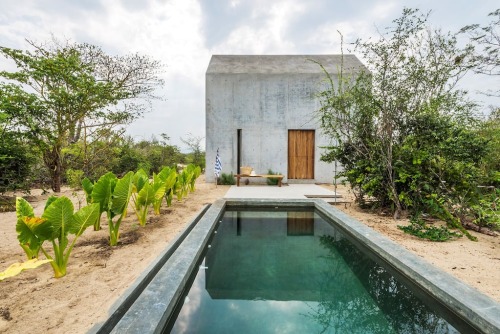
16;197;100;278
132;170;156;227
89;171;134;245
175;168;192;201
16;197;40;259
187;165;201;192
81;177;94;205
153;167;177;214
107;171;134;245
91;172;116;231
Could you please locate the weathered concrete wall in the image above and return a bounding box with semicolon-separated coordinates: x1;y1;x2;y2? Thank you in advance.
205;55;367;184
206;72;338;183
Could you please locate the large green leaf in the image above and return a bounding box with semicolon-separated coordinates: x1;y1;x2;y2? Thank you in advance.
16;197;34;219
44;195;58;210
161;168;177;190
92;172;116;213
137;181;155;206
81;177;94;204
42;196;74;240
157;166;173;181
189;165;201;191
15;198;51;252
152;173;168;201
133;169;149;193
111;171;134;216
16;217;43;252
69;203;100;236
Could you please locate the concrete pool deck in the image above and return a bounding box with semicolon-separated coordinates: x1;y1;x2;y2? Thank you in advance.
224;184;341;200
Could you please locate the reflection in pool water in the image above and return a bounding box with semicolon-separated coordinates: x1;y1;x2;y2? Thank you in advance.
168;210;458;333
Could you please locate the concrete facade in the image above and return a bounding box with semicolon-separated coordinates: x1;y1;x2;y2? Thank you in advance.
205;55;366;183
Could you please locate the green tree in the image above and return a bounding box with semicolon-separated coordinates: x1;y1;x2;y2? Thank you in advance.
317;8;486;238
0;39;164;192
64;127;124;181
181;133;205;169
0;84;42;193
477;108;500;185
0;132;32;193
111;134;183;176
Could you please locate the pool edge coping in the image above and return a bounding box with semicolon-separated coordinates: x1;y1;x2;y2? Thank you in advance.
88;203;213;334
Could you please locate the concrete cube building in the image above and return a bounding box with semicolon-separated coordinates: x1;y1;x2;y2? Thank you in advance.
205;55;366;184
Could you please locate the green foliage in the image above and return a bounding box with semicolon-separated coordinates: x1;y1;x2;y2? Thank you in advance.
0;132;33;193
91;172;116;231
0;39;164;192
81;177;93;205
186;164;201;192
170;164;201;201
477;111;500;186
316;8;495;239
469;189;500;230
175;168;190;201
109;172;134;246
218;172;235;185
398;215;462;242
155;167;177;213
131;170;155;227
15;197;39;259
89;170;135;243
181;133;205;169
63;128;123;182
16;196;100;277
131;166;180;225
66;169;84;190
10;163;200;278
266;169;282;185
112;135;184;176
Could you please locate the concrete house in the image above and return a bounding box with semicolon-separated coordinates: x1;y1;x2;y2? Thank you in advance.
205;55;366;184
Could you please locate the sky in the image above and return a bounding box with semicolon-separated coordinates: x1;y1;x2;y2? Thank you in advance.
0;0;498;151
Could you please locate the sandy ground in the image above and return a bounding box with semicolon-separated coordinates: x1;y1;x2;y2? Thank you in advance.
0;179;498;333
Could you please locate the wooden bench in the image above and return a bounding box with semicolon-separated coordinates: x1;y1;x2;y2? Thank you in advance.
235;174;284;187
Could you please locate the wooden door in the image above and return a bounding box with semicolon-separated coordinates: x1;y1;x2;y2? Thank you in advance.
288;130;314;179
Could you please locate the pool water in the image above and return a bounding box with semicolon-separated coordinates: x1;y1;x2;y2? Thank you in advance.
167;209;459;333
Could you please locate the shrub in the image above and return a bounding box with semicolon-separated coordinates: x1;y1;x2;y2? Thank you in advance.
218;172;235;185
398;215;462;242
66;169;84;190
0;135;32;194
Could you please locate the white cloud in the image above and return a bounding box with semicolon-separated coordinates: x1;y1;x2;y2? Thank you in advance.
211;0;305;54
229;0;241;9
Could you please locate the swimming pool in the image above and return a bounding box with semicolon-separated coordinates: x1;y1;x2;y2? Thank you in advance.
93;199;500;334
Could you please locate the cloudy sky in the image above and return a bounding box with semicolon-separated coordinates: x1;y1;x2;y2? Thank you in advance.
0;0;498;150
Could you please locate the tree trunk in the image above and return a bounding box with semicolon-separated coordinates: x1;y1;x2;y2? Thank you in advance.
43;144;63;193
462;221;498;237
52;160;62;193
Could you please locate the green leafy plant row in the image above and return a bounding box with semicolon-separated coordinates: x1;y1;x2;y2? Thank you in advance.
132;167;177;227
10;164;202;279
